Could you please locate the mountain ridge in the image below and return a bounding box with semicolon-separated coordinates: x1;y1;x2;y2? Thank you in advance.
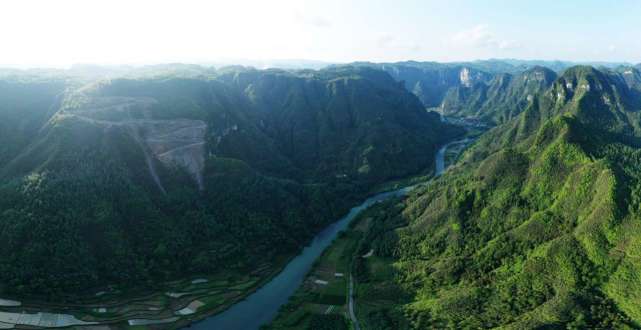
348;65;641;329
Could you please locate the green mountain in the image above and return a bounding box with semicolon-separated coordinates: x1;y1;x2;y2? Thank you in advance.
440;66;557;124
0;66;459;298
351;62;557;125
352;61;494;108
353;66;641;329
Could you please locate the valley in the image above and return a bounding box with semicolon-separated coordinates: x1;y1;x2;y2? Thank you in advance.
2;61;641;329
0;120;471;330
3;1;641;329
264;124;477;330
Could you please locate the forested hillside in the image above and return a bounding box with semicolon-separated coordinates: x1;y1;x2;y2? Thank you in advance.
353;66;641;329
0;66;460;299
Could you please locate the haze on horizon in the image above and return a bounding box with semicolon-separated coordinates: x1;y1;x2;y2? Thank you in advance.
2;0;641;68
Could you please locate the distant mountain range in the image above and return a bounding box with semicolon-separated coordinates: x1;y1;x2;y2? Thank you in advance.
1;58;635;79
348;60;641;125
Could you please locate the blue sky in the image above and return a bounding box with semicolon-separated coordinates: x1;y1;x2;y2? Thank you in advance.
1;0;640;67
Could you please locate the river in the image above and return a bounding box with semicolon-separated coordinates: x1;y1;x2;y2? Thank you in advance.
189;136;471;330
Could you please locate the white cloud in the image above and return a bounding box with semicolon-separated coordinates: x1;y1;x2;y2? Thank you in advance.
294;11;332;28
451;24;520;50
376;34;396;48
376;34;421;53
497;40;521;50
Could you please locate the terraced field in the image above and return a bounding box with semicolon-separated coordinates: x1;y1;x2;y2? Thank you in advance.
0;265;279;329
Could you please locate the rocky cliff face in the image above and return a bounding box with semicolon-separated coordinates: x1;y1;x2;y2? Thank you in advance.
440;66;558;124
350;61;557;125
368;62;494;108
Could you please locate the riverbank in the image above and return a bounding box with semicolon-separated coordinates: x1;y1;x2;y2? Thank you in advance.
265;209;374;329
0;119;478;330
263;134;477;330
172;124;479;329
0;188;411;330
0;185;412;330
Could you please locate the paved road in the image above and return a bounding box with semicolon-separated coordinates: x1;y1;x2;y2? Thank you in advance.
346;137;474;330
348;274;360;330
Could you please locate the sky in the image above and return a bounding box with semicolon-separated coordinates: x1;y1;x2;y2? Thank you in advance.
1;0;640;68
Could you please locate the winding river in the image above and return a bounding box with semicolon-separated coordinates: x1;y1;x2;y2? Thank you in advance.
189;137;471;330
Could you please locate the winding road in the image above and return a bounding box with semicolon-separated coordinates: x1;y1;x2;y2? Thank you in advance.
348;274;360;330
346;136;473;329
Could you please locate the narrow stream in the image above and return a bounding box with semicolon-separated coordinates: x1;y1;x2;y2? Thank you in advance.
189;136;471;330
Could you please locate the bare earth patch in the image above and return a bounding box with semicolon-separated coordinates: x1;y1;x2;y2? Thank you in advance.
66;96;207;191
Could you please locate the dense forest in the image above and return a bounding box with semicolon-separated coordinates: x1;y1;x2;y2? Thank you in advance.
0;66;460;299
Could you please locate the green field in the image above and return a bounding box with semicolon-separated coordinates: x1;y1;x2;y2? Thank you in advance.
350;202;413;330
265;223;367;329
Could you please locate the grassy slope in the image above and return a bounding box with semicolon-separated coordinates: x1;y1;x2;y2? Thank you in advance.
394;117;628;328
